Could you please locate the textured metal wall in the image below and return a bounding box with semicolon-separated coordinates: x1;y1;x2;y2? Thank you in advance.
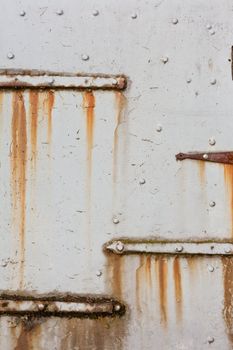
0;0;233;349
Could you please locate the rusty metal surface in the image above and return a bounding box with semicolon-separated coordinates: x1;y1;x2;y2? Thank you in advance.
0;0;233;349
176;151;233;165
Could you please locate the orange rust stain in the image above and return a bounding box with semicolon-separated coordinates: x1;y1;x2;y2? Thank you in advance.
11;91;27;288
224;164;233;237
43;90;54;144
136;255;145;311
83;90;95;177
186;257;197;274
106;254;124;299
173;257;182;322
145;255;152;288
198;160;206;186
113;92;126;184
157;257;168;326
222;257;233;345
29;91;39;168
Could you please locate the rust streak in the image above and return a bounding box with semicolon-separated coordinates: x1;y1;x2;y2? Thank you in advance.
173;257;182;322
43;90;54;145
11;91;27;289
224;164;233;237
222;257;233;345
145;255;152;288
29;91;39;168
198;160;206;186
106;254;124;299
136;255;145;312
83;90;95;177
157;257;168;326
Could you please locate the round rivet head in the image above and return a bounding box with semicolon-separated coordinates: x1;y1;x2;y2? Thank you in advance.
186;78;192;83
161;56;169;64
81;54;89;61
172;18;178;24
139;178;146;185
210;78;216;85
209;29;215;35
156;125;162;132
208;265;214;272
92;9;99;16
113;217;119;225
7;52;15;60
206;24;212;30
131;13;137;19
37;303;45;311
203;153;208;159
207;336;215;344
209;137;216;146
116;241;124;253
225;247;231;254
114;304;121;311
19;10;26;17
209;201;216;207
96;270;102;277
56;9;64;15
175;246;183;253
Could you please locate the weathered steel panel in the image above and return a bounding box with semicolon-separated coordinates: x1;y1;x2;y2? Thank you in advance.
0;0;233;349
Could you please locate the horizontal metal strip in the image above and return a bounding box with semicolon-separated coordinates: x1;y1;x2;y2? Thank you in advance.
104;239;233;255
0;293;125;317
0;69;126;90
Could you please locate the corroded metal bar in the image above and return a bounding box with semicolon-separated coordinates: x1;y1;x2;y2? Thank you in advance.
0;69;126;90
104;240;233;255
176;151;233;164
0;294;125;317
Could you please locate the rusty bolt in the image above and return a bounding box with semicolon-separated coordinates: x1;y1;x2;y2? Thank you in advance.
92;10;99;16
156;124;162;132
203;153;208;160
208;265;214;272
7;52;15;60
209;201;216;208
113;217;120;225
172;18;178;24
160;56;169;64
116;241;124;253
19;10;26;17
207;336;215;344
175;246;183;253
114;304;121;311
139;178;146;185
209;137;216;146
81;54;89;61
131;13;137;19
56;9;64;15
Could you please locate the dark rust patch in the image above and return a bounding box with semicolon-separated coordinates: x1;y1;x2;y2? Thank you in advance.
157;257;168;326
14;317;42;350
173;257;182;322
11;91;27;289
43;90;54;145
29;91;39;169
222;257;233;344
224;164;233;237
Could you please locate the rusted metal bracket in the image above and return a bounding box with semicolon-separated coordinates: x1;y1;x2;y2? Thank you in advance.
0;293;125;318
0;69;127;90
104;239;233;256
176;151;233;165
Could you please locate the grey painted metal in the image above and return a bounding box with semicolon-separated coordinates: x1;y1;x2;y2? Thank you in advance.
105;240;233;255
0;0;233;349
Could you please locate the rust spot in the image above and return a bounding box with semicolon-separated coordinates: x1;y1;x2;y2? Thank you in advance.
173;257;182;322
11;91;27;289
224;164;233;236
222;257;233;345
198;160;206;186
13;317;42;350
157;257;168;326
113;92;126;184
29;91;39;169
43;90;54;145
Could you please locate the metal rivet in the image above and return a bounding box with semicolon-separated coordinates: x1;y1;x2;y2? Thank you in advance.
156;125;162;132
208;265;214;272
7;52;15;60
37;303;45;311
96;270;102;277
175;246;183;253
209;201;216;207
210;78;216;85
131;13;137;19
209;29;215;35
161;56;169;64
207;336;215;344
92;9;99;16
139;178;146;185
19;10;26;17
203;154;208;159
186;78;192;83
81;54;89;61
172;18;178;24
206;24;212;30
48;78;55;85
225;247;231;254
112;79;118;86
56;9;64;15
113;217;119;225
114;304;121;311
116;241;124;252
209;137;216;146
